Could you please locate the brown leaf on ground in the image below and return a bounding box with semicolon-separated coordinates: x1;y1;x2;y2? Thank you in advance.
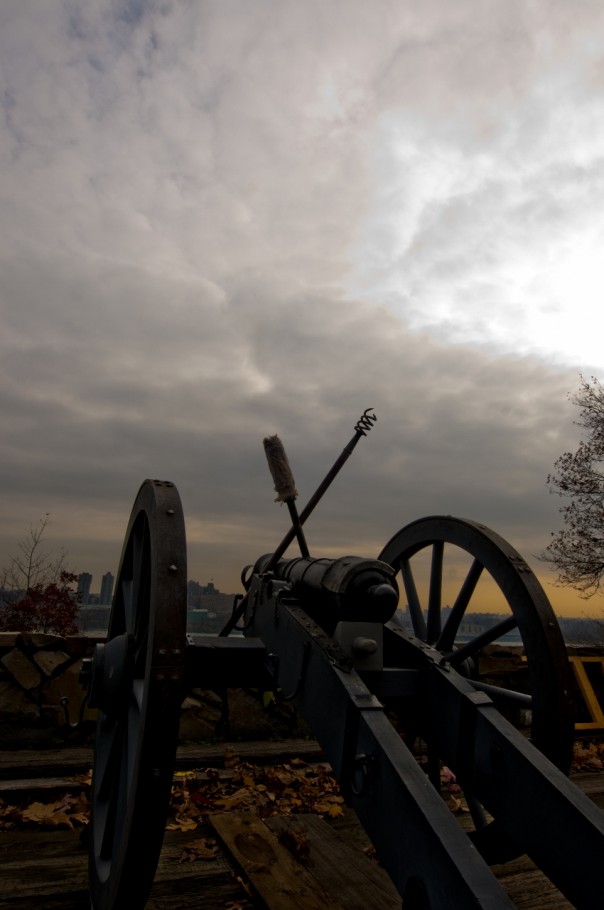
168;816;199;832
179;838;220;862
22;801;74;828
572;740;604;771
167;754;346;829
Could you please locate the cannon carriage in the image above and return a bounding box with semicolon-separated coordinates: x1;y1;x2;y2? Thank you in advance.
80;412;604;909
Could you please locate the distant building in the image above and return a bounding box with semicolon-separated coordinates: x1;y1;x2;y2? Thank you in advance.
187;579;220;609
78;572;93;605
100;572;114;605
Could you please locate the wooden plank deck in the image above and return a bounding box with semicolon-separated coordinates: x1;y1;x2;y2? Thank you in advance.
0;740;326;779
1;742;603;909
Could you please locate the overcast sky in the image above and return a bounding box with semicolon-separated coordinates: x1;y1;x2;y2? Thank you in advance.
2;1;603;617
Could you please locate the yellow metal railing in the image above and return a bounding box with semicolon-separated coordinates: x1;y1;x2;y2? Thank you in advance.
568;655;604;732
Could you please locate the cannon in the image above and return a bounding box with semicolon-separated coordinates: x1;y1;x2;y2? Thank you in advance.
80;411;604;910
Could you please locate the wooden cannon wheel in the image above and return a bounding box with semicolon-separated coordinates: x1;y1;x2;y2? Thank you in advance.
87;480;187;910
379;515;575;862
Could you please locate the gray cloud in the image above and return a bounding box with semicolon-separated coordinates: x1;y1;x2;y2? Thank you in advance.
0;2;599;615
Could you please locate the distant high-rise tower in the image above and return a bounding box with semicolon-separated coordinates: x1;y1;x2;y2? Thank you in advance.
100;572;114;605
78;572;93;605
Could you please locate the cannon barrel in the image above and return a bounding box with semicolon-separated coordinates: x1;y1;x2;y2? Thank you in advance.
264;554;399;625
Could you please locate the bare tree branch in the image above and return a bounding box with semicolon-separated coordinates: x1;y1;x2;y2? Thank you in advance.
0;517;77;634
2;514;68;596
542;376;604;598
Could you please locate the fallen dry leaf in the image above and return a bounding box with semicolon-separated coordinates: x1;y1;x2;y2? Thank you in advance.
446;796;469;815
179;838;220;862
167;754;347;830
22;801;74;828
167;816;199;833
572;740;604;771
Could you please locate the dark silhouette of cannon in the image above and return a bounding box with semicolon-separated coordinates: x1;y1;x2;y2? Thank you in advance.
80;411;604;909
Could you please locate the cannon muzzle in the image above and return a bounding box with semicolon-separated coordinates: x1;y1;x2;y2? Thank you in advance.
266;554;399;625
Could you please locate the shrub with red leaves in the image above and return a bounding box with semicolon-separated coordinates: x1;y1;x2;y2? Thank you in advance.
0;570;80;635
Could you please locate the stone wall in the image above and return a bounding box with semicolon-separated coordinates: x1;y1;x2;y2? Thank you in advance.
0;632;310;749
0;632;98;748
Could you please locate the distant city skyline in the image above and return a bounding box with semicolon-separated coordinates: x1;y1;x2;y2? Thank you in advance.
74;571;227;606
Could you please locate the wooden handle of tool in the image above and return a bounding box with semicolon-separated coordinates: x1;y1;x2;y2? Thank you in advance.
263;435;298;502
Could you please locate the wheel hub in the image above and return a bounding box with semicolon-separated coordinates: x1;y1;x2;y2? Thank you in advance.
87;634;133;715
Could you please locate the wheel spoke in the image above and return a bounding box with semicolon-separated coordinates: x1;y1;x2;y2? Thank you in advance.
447;615;518;666
134;628;148;677
131;677;145;712
108;570;128;638
437;558;484;651
400;559;427;640
100;788;120;863
118;578;133;635
96;714;122;802
107;713;130;860
427;542;443;643
126;683;142;787
97;716;126;861
99;787;117;862
469;679;532;706
98;683;142;864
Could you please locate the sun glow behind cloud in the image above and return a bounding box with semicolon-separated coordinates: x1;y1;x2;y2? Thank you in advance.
349;52;604;374
355;210;604;372
529;234;604;368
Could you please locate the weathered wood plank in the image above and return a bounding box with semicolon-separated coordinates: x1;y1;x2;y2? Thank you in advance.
0;828;89;905
492;862;573;909
0;738;324;779
0;827;247;910
210;812;347;910
0;776;90;796
265;814;400;908
0;748;93;779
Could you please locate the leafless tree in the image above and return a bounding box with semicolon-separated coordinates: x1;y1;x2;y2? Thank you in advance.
1;515;68;600
543;376;604;598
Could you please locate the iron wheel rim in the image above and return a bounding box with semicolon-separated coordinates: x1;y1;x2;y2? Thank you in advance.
89;480;187;910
